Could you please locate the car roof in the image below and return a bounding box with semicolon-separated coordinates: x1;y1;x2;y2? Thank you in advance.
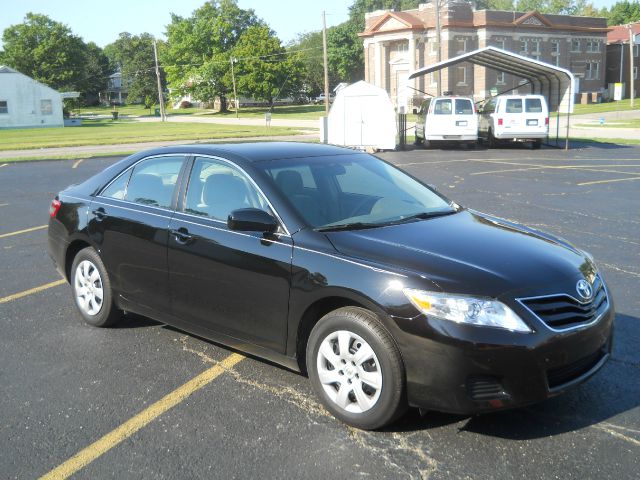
135;142;357;163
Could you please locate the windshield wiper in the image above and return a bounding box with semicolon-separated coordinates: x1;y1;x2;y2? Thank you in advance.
316;222;383;232
390;210;457;224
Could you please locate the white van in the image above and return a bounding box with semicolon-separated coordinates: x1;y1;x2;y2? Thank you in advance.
414;96;478;148
478;94;549;149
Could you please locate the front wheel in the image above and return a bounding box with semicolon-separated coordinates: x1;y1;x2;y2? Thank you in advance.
70;247;121;327
307;307;406;430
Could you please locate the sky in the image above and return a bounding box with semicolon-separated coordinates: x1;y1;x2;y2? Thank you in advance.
0;0;624;50
0;0;351;48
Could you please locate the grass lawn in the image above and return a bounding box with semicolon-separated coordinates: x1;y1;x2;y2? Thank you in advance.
0;119;302;151
570;136;640;145
203;104;326;120
571;99;640;115
75;104;206;117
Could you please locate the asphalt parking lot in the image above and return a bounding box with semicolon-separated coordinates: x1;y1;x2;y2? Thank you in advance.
1;143;639;479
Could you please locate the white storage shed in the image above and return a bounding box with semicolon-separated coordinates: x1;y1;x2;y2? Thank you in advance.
0;66;64;129
327;81;396;150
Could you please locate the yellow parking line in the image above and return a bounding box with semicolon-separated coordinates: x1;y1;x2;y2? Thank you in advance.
0;163;7;168
0;279;67;304
0;225;47;239
40;353;245;480
72;159;84;169
578;175;640;186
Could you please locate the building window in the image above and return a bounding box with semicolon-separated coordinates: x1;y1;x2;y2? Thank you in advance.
395;42;408;53
430;71;438;86
41;99;53;115
551;40;560;55
635;66;638;80
520;39;528;53
457;66;467;85
0;101;7;114
456;37;468;54
494;38;505;50
554;55;561;67
531;39;541;54
530;54;540;62
496;71;505;85
634;45;639;57
430;40;438;55
571;40;581;53
585;62;600;80
586;40;600;53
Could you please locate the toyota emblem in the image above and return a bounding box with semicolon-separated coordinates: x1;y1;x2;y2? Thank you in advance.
576;279;593;300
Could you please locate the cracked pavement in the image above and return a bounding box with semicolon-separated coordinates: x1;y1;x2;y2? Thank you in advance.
1;144;638;479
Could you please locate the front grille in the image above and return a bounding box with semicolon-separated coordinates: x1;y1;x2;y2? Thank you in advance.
466;375;509;401
546;349;605;389
519;276;608;330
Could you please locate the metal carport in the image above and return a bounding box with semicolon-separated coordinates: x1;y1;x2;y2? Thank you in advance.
408;46;576;149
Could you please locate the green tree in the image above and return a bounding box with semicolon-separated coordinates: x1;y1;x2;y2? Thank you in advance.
79;42;110;105
601;1;640;25
327;21;365;83
0;13;86;90
231;25;301;106
162;0;261;111
288;31;326;97
104;32;162;106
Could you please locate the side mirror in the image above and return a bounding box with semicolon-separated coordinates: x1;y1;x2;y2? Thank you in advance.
228;208;278;233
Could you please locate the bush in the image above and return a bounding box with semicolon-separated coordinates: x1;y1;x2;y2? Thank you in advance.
179;100;193;109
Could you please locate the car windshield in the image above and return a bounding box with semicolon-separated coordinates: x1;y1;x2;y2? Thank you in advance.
257;153;457;230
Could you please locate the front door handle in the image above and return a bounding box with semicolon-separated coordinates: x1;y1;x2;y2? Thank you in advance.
92;207;107;221
170;228;193;244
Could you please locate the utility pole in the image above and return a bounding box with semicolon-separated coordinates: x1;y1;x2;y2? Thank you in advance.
435;0;442;96
230;57;239;119
153;40;166;122
630;26;635;108
322;11;330;114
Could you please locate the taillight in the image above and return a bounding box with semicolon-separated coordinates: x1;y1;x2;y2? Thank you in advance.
545;117;549;126
498;118;503;126
50;199;61;218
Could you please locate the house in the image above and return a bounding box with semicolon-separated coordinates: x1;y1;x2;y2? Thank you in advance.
105;71;128;105
605;22;640;99
359;2;609;109
0;66;64;129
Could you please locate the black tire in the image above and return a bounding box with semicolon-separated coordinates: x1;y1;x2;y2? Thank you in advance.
306;307;406;430
70;247;122;327
532;139;542;149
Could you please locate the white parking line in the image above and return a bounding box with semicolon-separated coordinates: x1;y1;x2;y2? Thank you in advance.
71;159;84;169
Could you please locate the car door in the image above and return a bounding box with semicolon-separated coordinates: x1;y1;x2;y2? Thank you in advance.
88;154;187;314
167;155;293;353
427;98;454;138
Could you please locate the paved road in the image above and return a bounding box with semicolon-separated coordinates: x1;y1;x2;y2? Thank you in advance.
1;144;638;479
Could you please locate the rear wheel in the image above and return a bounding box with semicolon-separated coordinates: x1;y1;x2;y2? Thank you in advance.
307;307;406;430
70;247;121;327
532;139;542;149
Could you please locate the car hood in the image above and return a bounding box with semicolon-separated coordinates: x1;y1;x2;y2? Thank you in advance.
324;210;594;298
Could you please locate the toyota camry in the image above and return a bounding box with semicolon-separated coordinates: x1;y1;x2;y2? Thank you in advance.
48;142;614;429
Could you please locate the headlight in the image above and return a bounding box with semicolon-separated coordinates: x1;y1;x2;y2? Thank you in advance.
403;289;532;333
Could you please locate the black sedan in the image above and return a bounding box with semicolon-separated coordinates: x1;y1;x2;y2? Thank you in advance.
48;142;613;429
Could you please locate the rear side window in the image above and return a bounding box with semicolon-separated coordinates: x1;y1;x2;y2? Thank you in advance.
124;156;184;209
525;98;543;113
455;99;473;115
434;99;452;115
505;99;523;113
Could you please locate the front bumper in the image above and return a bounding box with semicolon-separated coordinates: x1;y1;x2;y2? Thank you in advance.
391;300;614;415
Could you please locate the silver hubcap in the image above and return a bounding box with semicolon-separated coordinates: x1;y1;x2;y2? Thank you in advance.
74;260;104;316
316;330;382;414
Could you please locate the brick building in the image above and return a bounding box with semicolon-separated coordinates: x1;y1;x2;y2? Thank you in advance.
605;22;640;99
359;1;609;108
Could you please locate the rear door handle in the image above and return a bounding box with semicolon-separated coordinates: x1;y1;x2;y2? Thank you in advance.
92;207;107;221
170;228;193;244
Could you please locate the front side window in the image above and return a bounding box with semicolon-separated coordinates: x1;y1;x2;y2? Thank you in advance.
505;99;523;113
41;99;53;115
184;157;269;221
434;99;452;115
0;101;7;114
124;156;184;208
